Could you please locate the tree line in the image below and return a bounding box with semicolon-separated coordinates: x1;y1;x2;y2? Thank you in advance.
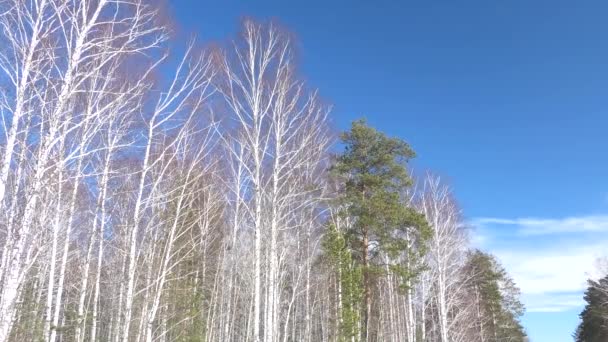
575;259;608;341
0;1;527;341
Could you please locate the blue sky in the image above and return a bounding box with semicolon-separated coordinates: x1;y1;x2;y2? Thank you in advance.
172;1;608;340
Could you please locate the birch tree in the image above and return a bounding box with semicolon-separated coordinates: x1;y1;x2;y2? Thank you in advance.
0;2;531;341
0;0;165;339
119;43;214;341
417;174;469;342
216;20;330;342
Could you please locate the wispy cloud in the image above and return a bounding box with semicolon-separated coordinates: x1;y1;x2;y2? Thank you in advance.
472;215;608;313
496;249;593;294
524;293;585;313
473;215;608;235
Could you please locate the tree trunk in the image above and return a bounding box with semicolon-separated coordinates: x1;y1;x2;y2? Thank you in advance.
362;228;370;342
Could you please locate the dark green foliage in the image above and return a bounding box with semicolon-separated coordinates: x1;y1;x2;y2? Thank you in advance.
575;276;608;342
465;250;527;342
327;120;430;339
323;224;364;341
331;119;429;270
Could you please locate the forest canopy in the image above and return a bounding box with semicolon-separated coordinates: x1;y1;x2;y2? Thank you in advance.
0;1;526;341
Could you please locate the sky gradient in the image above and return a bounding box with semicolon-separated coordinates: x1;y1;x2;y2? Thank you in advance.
171;1;608;340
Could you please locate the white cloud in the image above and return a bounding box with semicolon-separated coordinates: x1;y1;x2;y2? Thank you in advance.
494;246;599;295
472;215;608;313
470;230;487;247
524;293;586;313
474;215;608;235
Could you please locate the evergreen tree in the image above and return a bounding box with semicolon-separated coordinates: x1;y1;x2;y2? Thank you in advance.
323;224;364;341
464;250;527;342
329;120;429;340
575;276;608;342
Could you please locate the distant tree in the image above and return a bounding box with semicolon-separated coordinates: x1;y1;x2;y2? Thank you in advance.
464;250;527;342
575;275;608;342
329;120;429;341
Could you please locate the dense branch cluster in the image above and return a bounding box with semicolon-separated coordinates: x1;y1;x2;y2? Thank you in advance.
0;1;527;341
575;263;608;341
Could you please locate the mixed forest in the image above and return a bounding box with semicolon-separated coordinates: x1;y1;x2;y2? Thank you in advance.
0;1;527;341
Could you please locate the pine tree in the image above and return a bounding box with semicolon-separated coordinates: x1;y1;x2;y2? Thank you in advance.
323;224;364;341
329;120;429;340
575;276;608;342
465;250;527;342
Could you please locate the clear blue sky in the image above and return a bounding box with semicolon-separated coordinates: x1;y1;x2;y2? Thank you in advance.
172;1;608;341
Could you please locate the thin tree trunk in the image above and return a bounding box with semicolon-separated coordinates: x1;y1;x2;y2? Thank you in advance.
362;228;370;342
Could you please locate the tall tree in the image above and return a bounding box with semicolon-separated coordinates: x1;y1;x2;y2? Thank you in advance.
463;250;527;342
416;174;470;342
0;1;532;340
216;19;330;342
575;275;608;342
323;219;363;341
330;120;429;341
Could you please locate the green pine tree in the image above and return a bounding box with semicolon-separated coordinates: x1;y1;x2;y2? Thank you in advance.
328;120;429;340
575;276;608;342
465;250;527;342
323;224;364;341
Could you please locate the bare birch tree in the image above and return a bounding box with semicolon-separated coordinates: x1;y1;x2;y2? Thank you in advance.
0;3;528;341
417;174;470;342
